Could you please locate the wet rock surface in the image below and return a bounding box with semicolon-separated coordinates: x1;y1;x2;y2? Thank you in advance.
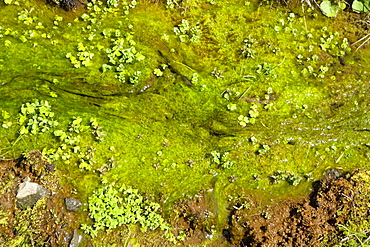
16;177;47;209
65;197;83;212
47;0;88;11
69;229;83;247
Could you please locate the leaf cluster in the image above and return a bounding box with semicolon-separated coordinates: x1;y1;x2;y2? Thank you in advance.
81;184;170;238
174;19;202;43
103;34;145;83
240;37;257;59
66;43;95;68
210;151;235;169
319;31;351;57
18;100;59;135
44;117;103;170
238;103;259;126
62;0;141;84
270;170;304;186
17;9;38;26
320;0;370;17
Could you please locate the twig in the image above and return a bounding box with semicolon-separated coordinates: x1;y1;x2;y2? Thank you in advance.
238;86;252;99
352;33;370;52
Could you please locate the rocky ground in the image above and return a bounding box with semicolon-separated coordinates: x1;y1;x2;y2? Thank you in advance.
0;150;83;246
1;151;369;246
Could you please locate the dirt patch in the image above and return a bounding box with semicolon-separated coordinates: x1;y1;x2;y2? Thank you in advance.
1;151;370;246
227;169;370;246
0;150;81;246
172;189;219;245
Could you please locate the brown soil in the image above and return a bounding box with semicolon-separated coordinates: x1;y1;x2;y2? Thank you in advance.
172;189;225;245
227;169;370;247
1;151;370;247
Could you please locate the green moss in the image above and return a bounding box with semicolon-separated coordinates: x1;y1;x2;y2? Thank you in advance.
6;198;48;246
0;0;370;245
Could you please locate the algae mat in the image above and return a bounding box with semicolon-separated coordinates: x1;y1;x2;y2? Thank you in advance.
0;0;369;245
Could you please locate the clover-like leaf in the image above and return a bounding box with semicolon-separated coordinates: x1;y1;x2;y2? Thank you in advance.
352;0;370;12
320;0;340;17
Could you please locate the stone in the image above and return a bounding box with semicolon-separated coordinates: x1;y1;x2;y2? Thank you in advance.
69;229;83;247
16;177;47;209
325;168;341;180
65;197;82;212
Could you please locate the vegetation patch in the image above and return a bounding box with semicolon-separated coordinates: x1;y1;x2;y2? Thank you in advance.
0;0;370;245
81;183;171;238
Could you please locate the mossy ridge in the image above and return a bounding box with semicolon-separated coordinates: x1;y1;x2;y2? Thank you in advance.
0;0;366;193
0;0;366;195
0;0;370;245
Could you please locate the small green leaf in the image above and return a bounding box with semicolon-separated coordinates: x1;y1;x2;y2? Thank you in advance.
352;0;370;12
1;110;10;119
153;68;163;77
320;0;340;17
339;1;346;9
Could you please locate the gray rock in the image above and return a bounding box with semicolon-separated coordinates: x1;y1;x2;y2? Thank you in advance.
65;197;82;212
325;168;341;180
69;229;83;247
16;177;47;209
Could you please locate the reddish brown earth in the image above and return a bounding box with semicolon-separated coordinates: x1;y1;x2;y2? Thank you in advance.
1;152;369;246
172;189;229;246
226;169;370;247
